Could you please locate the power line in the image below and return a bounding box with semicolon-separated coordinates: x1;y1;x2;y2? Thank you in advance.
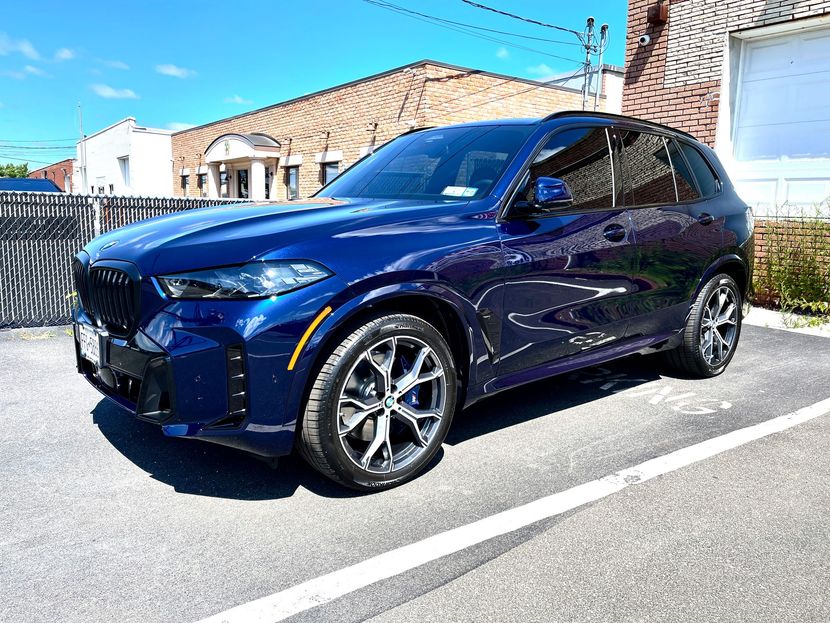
0;154;55;165
361;0;583;65
460;0;583;38
434;61;582;113
0;144;77;150
0;137;77;143
440;65;587;117
364;0;581;46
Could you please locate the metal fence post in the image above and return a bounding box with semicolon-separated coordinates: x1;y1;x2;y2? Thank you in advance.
93;197;101;237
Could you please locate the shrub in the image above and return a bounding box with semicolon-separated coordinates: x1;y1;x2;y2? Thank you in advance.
753;203;830;318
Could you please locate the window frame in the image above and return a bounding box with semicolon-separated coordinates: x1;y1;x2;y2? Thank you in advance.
285;166;300;200
500;123;620;221
321;161;340;186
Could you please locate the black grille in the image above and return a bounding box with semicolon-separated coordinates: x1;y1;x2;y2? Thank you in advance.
88;267;138;336
71;258;91;313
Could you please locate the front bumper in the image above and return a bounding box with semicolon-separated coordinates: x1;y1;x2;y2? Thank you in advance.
74;324;175;423
72;294;316;459
71;253;345;458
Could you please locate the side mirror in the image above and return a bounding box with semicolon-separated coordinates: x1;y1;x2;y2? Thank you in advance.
534;177;573;209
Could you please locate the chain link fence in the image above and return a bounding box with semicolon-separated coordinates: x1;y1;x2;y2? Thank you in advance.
0;192;248;329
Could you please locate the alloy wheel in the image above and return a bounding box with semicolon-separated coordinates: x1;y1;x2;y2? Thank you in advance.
699;285;738;366
337;335;447;474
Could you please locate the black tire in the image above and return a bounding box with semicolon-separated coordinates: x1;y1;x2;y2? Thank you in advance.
299;313;457;491
662;273;742;378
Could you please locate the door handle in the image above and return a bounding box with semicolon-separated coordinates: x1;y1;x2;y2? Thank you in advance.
697;212;714;226
603;223;627;242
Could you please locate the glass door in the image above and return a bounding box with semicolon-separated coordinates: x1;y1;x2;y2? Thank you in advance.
237;169;249;199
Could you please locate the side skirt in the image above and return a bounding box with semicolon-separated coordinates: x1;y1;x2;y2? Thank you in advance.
470;330;680;404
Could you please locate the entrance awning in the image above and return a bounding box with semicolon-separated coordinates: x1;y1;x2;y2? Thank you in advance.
204;133;281;163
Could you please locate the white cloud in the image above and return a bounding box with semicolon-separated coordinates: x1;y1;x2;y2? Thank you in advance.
103;59;130;70
23;65;47;76
155;63;196;78
224;94;252;105
54;48;75;61
0;33;40;60
527;63;555;77
496;47;509;59
1;69;25;79
167;121;195;131
91;83;139;99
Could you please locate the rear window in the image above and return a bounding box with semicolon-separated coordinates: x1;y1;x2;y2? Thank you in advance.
678;141;720;198
620;131;677;206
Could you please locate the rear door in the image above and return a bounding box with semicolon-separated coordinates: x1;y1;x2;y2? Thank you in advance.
496;125;638;376
620;130;724;336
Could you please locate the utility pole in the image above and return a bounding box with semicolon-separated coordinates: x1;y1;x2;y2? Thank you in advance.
77;102;85;194
581;17;595;111
594;23;609;111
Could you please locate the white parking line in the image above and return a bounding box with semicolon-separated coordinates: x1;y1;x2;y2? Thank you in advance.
196;396;830;623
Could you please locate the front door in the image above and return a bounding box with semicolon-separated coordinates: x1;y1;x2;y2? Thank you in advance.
497;126;638;376
237;169;249;199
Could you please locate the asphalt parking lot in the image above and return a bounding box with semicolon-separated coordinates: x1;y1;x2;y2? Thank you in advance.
1;322;829;623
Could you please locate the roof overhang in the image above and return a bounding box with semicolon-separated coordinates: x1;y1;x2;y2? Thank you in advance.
204;133;281;163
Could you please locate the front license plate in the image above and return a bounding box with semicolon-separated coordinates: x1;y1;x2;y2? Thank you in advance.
78;322;103;366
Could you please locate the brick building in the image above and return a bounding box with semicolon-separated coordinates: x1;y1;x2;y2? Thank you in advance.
27;158;73;192
622;0;830;212
171;60;619;201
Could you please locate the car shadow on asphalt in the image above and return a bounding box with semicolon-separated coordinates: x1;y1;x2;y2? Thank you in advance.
90;354;663;501
445;354;663;446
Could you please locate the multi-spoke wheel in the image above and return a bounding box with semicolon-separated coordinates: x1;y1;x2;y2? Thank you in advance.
299;313;457;490
662;273;743;378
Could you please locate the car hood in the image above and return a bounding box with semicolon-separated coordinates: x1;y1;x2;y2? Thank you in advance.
83;197;474;275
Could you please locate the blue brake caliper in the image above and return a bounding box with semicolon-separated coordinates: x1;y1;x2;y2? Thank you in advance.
399;354;420;408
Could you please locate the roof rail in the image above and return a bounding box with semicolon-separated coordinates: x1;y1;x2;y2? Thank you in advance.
542;110;697;141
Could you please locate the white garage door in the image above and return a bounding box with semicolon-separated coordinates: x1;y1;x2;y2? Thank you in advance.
731;25;830;214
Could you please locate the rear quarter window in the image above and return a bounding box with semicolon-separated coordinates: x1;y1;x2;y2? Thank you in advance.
678;141;720;198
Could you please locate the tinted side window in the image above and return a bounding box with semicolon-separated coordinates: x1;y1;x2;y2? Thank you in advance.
526;127;614;209
667;139;700;201
621;131;677;206
678;142;720;197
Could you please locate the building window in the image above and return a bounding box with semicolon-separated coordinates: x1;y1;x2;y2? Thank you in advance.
118;156;130;187
109;184;114;194
180;175;189;194
197;173;207;197
321;162;339;185
286;166;299;200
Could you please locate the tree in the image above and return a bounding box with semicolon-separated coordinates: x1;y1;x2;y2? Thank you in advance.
0;163;30;177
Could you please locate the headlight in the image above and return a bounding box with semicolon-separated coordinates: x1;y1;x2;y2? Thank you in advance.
157;260;332;299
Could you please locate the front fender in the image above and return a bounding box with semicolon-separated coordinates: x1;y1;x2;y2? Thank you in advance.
280;281;491;434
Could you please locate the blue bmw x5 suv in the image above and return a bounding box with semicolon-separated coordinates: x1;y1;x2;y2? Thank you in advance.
73;111;753;490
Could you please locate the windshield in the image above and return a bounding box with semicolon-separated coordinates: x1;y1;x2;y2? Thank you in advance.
316;124;535;201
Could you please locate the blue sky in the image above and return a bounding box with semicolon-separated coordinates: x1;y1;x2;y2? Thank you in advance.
0;0;627;168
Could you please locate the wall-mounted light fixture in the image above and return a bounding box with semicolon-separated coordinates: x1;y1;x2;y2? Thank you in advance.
647;1;669;24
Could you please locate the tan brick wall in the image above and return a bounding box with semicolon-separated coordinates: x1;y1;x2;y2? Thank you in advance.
171;62;604;199
622;0;830;146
